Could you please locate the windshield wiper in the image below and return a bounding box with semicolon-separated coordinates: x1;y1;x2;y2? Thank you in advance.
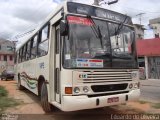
86;15;103;48
115;16;128;35
112;52;132;60
93;52;132;60
93;52;112;59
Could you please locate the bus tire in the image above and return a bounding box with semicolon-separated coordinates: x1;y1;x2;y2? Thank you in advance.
41;82;52;113
18;76;24;90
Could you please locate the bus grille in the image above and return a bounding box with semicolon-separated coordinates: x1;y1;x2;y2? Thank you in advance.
91;83;128;92
81;70;132;83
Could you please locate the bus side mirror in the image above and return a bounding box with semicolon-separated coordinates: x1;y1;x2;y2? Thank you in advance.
60;20;68;36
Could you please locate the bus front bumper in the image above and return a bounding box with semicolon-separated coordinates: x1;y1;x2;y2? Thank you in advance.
61;89;140;111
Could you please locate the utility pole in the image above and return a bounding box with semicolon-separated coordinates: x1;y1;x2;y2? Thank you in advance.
136;13;145;25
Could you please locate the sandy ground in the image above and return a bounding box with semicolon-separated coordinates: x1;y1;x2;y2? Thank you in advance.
0;80;160;120
0;80;45;114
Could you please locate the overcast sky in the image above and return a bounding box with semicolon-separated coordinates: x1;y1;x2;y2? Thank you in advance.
0;0;160;43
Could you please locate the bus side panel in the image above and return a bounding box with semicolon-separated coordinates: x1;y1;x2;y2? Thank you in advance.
36;55;50;93
19;59;38;95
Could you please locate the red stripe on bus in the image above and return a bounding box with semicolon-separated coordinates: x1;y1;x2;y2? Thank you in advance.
89;60;103;62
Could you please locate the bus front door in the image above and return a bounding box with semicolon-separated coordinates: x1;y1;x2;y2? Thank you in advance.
50;23;61;104
54;25;61;103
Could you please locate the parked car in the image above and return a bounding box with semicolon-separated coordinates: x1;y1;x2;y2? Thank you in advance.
1;70;14;80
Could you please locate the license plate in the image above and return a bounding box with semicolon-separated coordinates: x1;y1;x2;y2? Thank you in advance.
107;97;119;103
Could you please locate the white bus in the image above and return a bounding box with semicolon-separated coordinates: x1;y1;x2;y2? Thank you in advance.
15;1;140;112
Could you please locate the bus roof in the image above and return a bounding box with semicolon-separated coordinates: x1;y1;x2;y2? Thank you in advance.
16;1;132;51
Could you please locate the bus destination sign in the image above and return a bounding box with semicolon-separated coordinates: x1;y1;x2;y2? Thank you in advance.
67;2;132;24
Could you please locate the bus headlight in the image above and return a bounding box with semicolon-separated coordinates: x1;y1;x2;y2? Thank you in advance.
129;83;133;89
74;87;80;93
134;82;140;89
83;86;89;93
134;83;138;88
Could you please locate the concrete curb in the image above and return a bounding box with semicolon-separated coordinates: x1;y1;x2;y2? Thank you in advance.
141;84;160;87
140;79;160;87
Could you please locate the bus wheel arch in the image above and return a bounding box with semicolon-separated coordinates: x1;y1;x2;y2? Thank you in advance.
38;75;52;112
18;73;20;79
38;75;45;96
18;73;24;90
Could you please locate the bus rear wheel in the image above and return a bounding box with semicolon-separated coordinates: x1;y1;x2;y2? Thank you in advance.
40;82;52;113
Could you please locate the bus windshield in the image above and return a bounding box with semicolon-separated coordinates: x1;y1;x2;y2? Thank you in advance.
63;16;138;69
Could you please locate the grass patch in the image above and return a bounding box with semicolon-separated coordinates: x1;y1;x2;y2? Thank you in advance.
0;86;19;114
152;103;160;109
139;100;148;104
0;86;8;97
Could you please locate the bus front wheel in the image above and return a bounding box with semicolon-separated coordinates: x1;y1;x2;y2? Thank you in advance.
40;82;52;113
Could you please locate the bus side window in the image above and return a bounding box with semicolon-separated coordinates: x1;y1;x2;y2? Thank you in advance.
17;52;19;63
18;49;21;63
21;47;24;62
31;35;38;59
55;28;60;54
17;49;20;63
20;48;23;62
38;24;49;57
22;45;26;62
26;40;31;60
14;53;17;64
24;44;27;61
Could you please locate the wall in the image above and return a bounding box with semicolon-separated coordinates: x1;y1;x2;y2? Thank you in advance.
0;39;15;72
148;57;160;79
151;23;160;37
134;24;145;39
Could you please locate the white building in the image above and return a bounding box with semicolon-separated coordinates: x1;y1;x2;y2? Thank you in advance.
133;24;145;40
149;17;160;38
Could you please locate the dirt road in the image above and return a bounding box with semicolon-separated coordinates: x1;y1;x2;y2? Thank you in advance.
0;80;44;114
0;80;160;120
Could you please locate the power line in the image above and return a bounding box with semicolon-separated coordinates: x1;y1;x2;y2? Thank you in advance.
10;0;54;41
14;29;35;39
9;0;55;41
11;23;38;39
